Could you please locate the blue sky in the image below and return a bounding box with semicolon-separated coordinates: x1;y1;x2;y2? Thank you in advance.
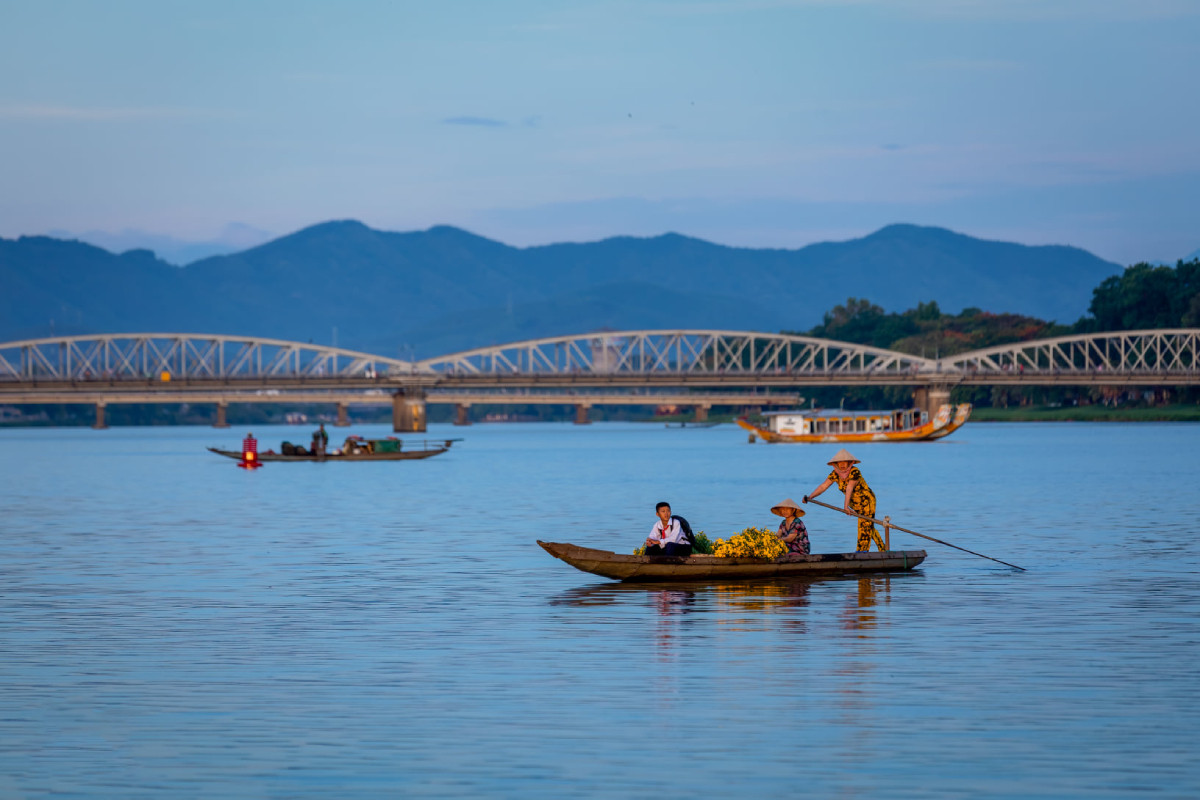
1;0;1197;265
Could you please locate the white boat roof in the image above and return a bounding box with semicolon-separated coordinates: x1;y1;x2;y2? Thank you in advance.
762;408;915;418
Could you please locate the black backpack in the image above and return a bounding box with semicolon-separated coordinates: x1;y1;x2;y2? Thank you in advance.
673;515;696;547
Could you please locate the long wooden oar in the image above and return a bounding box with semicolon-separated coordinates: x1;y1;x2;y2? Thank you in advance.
803;495;1026;571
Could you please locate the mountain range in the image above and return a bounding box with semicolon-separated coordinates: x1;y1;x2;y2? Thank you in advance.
0;221;1124;358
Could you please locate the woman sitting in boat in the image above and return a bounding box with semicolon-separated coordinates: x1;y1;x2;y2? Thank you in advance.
805;449;885;552
771;498;810;555
644;501;692;557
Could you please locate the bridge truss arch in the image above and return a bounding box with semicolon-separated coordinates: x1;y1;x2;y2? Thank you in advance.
943;329;1200;380
0;333;426;382
418;329;940;379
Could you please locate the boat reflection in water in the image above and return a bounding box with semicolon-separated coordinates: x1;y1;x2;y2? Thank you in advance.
549;574;911;694
549;573;909;630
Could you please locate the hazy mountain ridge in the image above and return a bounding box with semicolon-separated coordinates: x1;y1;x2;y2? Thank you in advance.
1;222;1123;356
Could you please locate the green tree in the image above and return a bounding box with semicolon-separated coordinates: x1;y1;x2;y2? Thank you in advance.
1079;259;1200;331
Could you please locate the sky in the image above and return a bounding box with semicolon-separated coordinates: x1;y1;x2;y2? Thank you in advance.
1;0;1198;266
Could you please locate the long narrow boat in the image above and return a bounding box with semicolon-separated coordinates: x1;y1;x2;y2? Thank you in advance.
737;403;969;443
538;541;926;582
208;438;458;462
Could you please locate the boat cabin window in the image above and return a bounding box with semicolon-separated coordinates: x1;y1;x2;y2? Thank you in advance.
856;418;866;432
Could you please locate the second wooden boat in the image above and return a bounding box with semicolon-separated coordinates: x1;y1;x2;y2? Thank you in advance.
208;437;459;462
538;540;926;582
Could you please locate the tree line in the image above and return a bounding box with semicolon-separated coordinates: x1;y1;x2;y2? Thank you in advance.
789;258;1200;410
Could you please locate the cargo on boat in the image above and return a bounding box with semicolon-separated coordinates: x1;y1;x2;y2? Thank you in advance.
208;435;460;462
737;403;971;443
538;540;926;582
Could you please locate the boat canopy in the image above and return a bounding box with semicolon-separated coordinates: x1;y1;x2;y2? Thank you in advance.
761;408;913;418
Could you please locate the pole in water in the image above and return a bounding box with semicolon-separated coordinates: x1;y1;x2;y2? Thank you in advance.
802;495;1025;571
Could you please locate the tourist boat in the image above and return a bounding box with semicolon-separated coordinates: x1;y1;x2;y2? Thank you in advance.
538;540;926;582
736;403;971;443
207;436;460;462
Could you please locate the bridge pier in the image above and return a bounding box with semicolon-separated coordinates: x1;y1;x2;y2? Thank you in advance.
575;403;592;425
92;402;107;430
335;403;350;427
694;404;710;422
455;403;472;426
913;385;952;420
393;390;427;433
214;401;230;428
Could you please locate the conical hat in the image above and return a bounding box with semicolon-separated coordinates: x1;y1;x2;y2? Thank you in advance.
826;448;860;465
770;498;805;517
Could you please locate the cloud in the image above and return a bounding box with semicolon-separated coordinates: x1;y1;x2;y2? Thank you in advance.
915;58;1024;73
0;105;212;121
442;116;508;127
635;0;1200;22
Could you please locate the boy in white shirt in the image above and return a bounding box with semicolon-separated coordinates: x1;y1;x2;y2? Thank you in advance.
644;501;693;557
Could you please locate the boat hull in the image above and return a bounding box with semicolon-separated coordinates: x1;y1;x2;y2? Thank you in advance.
207;445;451;462
738;403;967;443
925;403;972;440
538;541;926;582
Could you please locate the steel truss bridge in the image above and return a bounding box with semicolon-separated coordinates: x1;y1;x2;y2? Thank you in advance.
1;329;1197;428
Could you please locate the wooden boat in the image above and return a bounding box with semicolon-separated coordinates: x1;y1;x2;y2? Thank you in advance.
208;437;459;462
538;540;926;582
663;420;720;429
737;403;970;443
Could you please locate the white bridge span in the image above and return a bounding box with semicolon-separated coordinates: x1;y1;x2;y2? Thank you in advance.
0;329;1197;429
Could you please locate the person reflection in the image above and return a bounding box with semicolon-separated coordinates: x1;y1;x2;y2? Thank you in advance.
842;575;891;634
653;589;694;678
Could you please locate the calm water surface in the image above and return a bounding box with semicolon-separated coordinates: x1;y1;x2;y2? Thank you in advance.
1;421;1198;798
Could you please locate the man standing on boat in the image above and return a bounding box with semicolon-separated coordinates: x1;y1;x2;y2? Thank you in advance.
644;502;693;557
312;423;329;458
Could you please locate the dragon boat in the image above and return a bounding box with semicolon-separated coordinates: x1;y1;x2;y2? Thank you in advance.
737;403;971;444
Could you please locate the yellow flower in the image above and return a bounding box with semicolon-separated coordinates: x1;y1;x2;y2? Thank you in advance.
712;526;787;559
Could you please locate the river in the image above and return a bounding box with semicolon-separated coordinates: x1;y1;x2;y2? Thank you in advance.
1;421;1197;798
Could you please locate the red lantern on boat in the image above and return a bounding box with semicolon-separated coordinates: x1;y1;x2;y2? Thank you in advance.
238;433;262;469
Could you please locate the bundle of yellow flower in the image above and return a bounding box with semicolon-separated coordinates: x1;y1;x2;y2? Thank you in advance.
712;526;787;559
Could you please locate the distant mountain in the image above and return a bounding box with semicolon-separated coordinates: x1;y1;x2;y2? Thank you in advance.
0;221;1123;356
45;223;275;266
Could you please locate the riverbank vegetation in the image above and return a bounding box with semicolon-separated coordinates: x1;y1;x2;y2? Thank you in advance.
971;404;1200;422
